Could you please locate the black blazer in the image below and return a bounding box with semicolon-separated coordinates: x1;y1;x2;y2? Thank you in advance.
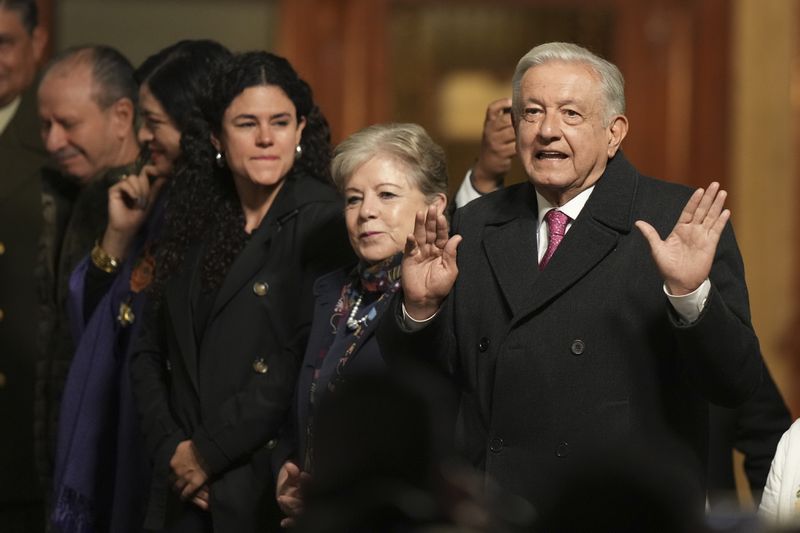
131;174;353;531
381;152;763;508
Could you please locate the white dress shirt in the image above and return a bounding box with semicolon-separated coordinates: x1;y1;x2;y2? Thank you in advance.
0;96;21;137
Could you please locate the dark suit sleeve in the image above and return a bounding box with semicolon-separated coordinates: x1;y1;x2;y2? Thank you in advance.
706;362;792;504
129;297;187;472
378;296;458;374
377;208;464;379
671;223;763;407
191;201;354;476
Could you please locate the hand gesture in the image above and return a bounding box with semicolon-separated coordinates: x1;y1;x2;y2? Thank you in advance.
276;461;310;528
401;205;462;320
635;182;730;295
170;440;209;504
473;97;516;193
101;164;166;260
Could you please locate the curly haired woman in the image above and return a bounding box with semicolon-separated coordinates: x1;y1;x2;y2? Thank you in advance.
130;52;352;532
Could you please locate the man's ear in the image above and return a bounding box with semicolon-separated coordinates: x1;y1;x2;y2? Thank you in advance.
110;97;135;139
31;26;47;65
606;114;629;157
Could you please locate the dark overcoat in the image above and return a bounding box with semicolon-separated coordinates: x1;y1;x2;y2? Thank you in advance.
381;152;763;508
0;87;50;504
131;174;352;531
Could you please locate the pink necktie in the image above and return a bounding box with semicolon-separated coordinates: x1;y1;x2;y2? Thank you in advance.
540;209;570;270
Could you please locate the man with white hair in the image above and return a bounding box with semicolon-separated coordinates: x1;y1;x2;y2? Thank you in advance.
388;41;764;512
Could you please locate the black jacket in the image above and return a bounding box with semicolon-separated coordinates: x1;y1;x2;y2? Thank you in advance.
380;152;763;509
131;174;352;531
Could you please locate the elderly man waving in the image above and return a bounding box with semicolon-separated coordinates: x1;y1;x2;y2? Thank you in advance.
384;42;763;515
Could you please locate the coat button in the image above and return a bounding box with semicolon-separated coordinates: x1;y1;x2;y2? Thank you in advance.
0;372;5;389
570;339;585;356
489;436;504;453
478;337;490;352
0;241;5;255
556;441;569;457
265;438;278;450
253;281;269;296
253;358;269;374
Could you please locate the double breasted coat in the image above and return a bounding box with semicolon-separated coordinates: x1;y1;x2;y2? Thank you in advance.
131;174;352;531
381;152;763;508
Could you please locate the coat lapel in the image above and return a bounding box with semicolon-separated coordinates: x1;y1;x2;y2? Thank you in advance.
209;221;275;320
481;184;540;319
208;178;302;319
301;270;347;370
485;153;639;327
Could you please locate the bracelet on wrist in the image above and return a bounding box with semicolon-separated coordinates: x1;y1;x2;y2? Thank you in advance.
91;241;121;273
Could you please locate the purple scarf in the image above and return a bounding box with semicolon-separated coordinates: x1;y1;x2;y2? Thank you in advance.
51;202;162;533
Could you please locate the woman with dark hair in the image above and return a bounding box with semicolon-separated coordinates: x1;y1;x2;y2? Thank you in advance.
130;51;352;532
52;40;231;533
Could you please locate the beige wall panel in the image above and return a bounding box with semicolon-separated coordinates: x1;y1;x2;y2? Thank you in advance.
731;0;797;410
54;0;277;65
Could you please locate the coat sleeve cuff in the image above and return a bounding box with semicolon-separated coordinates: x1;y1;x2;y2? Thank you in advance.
192;424;231;476
154;429;186;474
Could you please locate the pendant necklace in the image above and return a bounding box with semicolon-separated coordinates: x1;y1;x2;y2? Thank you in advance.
346;294;369;331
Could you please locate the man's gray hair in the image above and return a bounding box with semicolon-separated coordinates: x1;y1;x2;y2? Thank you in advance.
42;45;137;110
511;42;625;124
331;122;448;202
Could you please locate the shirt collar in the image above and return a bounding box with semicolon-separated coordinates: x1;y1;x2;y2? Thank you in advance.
535;184;595;227
0;97;21;137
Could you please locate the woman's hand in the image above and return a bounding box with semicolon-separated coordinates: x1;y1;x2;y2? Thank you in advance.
170;440;209;503
101;164;166;261
276;461;310;528
401;205;462;320
191;485;211;511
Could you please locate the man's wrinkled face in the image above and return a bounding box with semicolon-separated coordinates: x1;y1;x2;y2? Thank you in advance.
0;7;44;107
38;63;123;182
515;61;626;206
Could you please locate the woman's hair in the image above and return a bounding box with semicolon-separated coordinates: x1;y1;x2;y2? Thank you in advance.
135;39;231;135
208;51;333;182
152;51;333;295
331;123;448;202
